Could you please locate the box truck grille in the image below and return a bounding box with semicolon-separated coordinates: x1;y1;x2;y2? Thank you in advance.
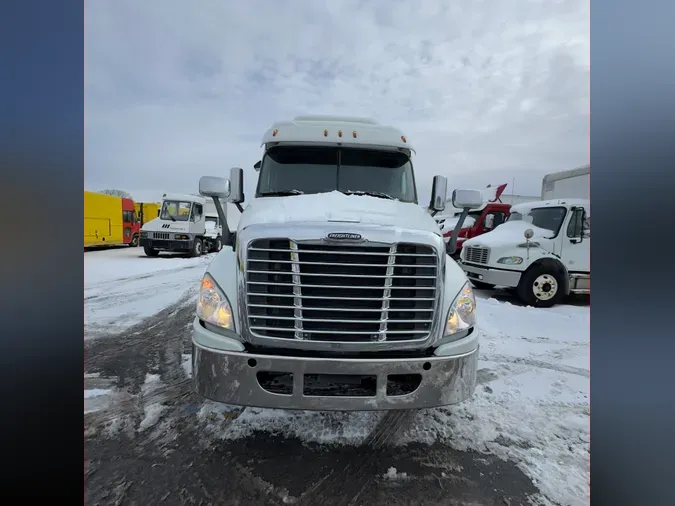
464;246;490;264
245;239;439;342
152;232;170;240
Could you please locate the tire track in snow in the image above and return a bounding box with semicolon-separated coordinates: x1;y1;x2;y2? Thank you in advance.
298;409;419;506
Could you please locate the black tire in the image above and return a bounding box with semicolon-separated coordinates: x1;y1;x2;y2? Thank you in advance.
212;236;222;253
517;265;565;308
130;235;139;247
471;280;496;290
144;245;159;257
190;238;203;257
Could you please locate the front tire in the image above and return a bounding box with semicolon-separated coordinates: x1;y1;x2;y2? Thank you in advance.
130;235;139;247
517;266;564;308
190;238;203;257
144;245;159;257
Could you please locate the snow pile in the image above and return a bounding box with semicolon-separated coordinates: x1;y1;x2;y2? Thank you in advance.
383;467;408;480
139;373;166;432
201;404;381;446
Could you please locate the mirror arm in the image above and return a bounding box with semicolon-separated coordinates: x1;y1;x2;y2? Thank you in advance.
235;203;244;213
447;208;470;256
211;197;234;247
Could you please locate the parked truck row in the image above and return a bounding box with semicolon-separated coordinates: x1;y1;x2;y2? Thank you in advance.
84;191;161;249
86;115;588;412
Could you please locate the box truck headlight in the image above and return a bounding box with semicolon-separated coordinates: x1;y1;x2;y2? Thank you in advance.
197;273;234;330
445;282;476;336
497;256;523;265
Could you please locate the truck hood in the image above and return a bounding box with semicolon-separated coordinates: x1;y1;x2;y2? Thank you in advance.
464;220;555;248
239;191;442;236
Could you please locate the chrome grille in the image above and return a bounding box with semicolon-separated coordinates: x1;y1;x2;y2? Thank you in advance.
152;232;170;240
245;239;439;342
464;246;490;264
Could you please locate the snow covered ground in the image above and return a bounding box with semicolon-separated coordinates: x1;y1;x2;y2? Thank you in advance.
84;247;589;505
84;247;212;337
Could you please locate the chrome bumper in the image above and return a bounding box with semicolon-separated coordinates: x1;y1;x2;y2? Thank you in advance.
459;261;522;288
192;341;478;411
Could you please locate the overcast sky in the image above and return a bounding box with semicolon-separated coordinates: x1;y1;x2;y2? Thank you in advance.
85;0;589;205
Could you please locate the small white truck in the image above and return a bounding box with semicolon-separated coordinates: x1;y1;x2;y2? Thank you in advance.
459;197;590;307
190;115;485;411
139;193;226;257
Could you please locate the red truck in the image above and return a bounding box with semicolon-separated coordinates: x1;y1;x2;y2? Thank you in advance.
122;197;141;246
435;184;511;257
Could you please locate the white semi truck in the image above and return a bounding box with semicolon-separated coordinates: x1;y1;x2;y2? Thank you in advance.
191;115;485;411
139;193;226;257
459;166;590;307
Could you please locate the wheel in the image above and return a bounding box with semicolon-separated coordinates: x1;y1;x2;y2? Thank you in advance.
130;235;139;247
212;236;222;253
516;266;565;308
471;280;496;290
144;245;159;257
190;238;203;257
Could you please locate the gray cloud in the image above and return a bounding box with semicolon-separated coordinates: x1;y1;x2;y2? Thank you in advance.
85;0;589;203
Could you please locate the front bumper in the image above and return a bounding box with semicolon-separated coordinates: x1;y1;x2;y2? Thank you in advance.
459;261;522;288
140;237;193;251
192;319;478;411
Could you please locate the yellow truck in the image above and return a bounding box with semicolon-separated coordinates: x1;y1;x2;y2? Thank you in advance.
84;191;140;248
134;202;161;226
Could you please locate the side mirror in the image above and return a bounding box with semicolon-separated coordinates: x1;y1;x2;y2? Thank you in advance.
229;167;245;203
253;160;262;172
524;229;534;239
451;189;483;209
429;175;448;213
199;176;231;199
484;214;494;230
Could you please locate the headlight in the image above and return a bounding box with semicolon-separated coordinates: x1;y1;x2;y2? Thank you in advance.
517;242;539;248
445;282;476;335
140;231;148;238
497;256;523;265
197;273;234;330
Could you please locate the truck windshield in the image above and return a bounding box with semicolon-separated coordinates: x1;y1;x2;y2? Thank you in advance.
256;146;417;203
160;200;192;221
509;207;567;236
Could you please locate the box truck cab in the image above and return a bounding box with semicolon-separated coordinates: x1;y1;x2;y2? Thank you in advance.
139;193;224;257
459;198;590;307
189;115;486;411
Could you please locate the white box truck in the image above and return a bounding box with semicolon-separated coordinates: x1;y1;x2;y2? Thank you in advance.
458;166;590;307
139;193;226;257
541;164;590;200
191;115;485;411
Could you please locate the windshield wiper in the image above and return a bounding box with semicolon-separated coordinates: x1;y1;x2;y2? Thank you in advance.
340;190;395;200
259;190;304;197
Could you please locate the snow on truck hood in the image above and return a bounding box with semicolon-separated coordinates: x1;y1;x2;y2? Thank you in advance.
239;191;442;236
464;220;555;248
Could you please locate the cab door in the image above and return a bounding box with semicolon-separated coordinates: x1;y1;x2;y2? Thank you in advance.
560;206;590;272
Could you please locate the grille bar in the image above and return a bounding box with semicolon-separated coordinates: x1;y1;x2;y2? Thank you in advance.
464;246;490;264
248;247;435;257
246;239;438;343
